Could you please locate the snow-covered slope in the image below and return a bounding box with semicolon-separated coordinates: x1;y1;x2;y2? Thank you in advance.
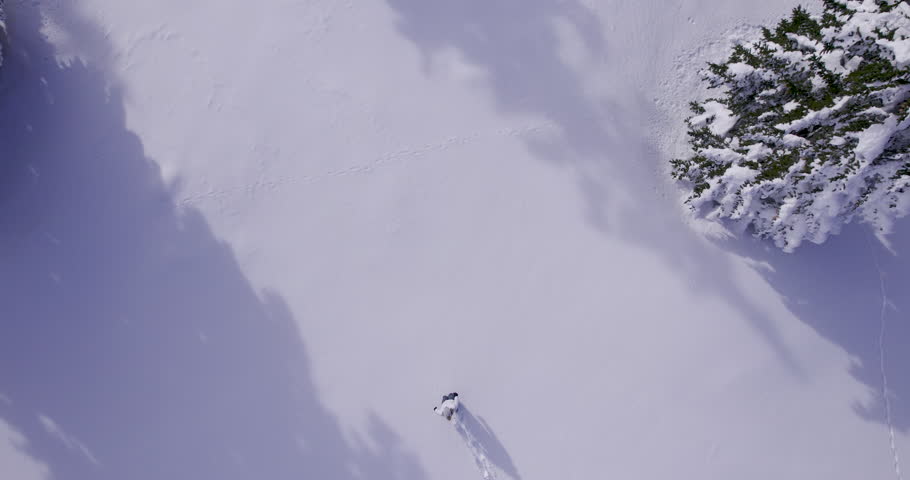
0;1;908;479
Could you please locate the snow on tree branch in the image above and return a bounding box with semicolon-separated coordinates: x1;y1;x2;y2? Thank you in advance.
672;0;910;251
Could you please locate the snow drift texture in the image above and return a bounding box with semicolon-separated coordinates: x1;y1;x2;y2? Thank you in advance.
673;0;910;251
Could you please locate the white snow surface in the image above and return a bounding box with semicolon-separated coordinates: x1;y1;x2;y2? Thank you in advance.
1;1;909;480
690;100;739;136
726;62;755;79
856;114;901;163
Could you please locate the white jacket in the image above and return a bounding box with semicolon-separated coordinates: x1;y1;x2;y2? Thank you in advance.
434;397;460;419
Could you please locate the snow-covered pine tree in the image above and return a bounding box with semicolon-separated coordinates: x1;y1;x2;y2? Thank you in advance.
672;0;910;251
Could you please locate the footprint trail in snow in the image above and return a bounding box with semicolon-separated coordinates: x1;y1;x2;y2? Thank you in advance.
453;413;498;480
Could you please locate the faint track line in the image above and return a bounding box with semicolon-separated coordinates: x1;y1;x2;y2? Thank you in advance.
869;235;903;480
454;415;497;480
177;121;557;207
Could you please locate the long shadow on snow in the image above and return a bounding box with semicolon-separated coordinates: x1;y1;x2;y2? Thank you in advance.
717;220;910;432
457;405;521;480
384;0;805;379
0;3;428;479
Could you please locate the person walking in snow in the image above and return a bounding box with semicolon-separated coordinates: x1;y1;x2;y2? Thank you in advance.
434;392;460;421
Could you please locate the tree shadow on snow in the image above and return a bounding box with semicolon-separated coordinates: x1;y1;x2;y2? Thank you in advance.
384;0;910;441
0;2;429;479
383;0;806;381
717;221;910;432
